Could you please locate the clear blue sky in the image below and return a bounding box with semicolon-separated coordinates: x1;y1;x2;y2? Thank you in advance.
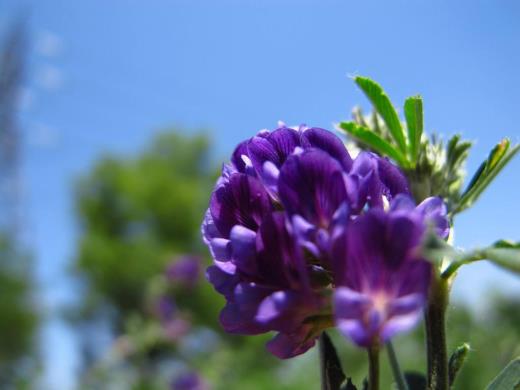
1;1;520;388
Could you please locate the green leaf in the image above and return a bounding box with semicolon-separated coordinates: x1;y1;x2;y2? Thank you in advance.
404;95;423;164
449;343;470;386
441;240;520;279
354;76;408;154
455;139;520;214
486;357;520;390
319;332;346;390
339;122;409;167
481;247;520;274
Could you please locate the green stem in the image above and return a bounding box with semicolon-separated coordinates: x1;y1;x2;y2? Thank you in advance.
386;341;409;390
367;343;380;390
425;278;449;390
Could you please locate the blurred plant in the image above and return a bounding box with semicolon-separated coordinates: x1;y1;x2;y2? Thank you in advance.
0;235;39;388
72;132;215;325
0;17;40;388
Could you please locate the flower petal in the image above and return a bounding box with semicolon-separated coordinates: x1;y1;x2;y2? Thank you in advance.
279;149;347;227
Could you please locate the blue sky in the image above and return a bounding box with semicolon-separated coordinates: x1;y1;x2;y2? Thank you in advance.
1;0;520;388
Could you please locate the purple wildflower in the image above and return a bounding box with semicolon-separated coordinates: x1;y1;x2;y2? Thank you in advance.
155;296;177;322
332;195;448;347
171;372;210;390
166;255;202;288
202;124;444;358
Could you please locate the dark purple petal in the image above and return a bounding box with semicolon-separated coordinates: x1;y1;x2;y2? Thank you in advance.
208;238;230;262
256;212;308;290
389;194;416;212
219;282;272;334
301;127;353;170
210;173;271;237
266;327;318;359
279;149;347;227
349;152;384;208
349;152;410;208
229;225;257;274
247;127;301;174
231;140;252;174
206;265;238;298
256;290;315;333
377;156;410;197
416;197;450;239
385;212;425;268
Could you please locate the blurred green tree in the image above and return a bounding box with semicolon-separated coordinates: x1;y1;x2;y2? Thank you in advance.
0;17;39;388
72;132;216;326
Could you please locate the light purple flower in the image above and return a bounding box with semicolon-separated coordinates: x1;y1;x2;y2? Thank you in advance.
332;199;435;347
171;372;210;390
166;255;202;287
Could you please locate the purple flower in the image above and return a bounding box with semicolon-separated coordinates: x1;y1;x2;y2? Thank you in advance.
155;296;177;322
171;372;210;390
227;125;352;197
166;255;202;287
202;124;442;358
163;318;191;341
332;196;444;347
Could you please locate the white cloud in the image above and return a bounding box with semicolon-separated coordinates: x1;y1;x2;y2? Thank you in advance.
28;123;61;149
36;31;63;58
36;65;64;91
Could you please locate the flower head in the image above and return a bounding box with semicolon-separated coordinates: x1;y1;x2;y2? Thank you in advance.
202;124;446;357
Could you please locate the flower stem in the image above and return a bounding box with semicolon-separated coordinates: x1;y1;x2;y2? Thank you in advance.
425;278;449;390
367;343;380;390
386;341;409;390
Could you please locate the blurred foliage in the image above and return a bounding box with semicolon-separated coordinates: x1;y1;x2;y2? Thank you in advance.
0;17;39;389
72;132;215;324
0;235;39;388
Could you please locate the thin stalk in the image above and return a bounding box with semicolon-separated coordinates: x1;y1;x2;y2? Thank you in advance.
386;341;409;390
367;343;380;390
319;334;327;390
425;278;449;390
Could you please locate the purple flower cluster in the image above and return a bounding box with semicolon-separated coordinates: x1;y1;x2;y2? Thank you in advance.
171;372;210;390
202;125;449;358
152;256;204;342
